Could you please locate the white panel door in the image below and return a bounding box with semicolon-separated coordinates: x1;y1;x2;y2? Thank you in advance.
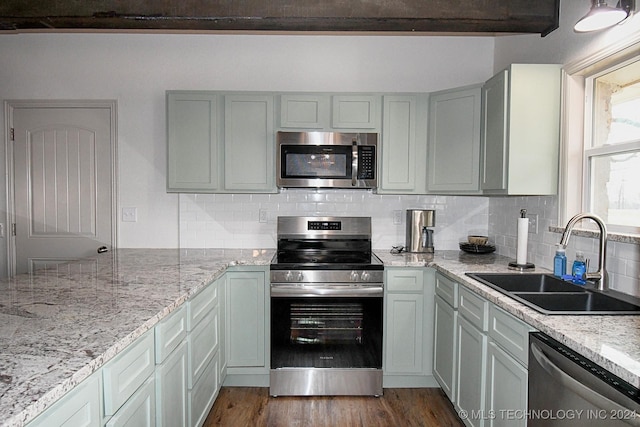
11;104;114;274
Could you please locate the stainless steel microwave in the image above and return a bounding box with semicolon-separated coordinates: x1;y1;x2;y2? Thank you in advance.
276;131;378;189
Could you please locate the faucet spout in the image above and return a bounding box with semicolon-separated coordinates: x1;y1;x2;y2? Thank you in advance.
559;213;608;291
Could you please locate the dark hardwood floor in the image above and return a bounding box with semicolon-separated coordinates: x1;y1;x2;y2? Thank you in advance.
204;387;464;426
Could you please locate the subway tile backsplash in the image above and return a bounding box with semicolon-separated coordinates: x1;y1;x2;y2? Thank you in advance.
179;190;489;252
488;196;640;298
180;192;638;297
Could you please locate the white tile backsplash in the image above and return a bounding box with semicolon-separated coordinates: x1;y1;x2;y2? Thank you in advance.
489;196;640;298
180;191;639;297
179;190;489;252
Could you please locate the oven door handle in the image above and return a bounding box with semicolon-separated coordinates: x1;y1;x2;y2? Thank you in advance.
531;341;640;423
271;284;383;298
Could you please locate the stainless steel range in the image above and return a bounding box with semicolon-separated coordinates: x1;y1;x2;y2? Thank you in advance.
269;216;384;396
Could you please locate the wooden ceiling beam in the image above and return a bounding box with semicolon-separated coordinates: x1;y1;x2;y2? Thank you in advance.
0;0;560;36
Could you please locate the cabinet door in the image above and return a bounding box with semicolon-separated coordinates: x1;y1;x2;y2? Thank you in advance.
155;341;188;427
167;92;220;192
188;306;219;387
428;86;482;193
481;70;508;192
27;374;101;427
332;95;380;129
456;315;487;427
226;271;266;367
380;95;417;192
189;352;220;427
485;341;528;427
385;293;424;373
280;94;329;129
433;295;457;402
106;377;155;427
224;94;275;192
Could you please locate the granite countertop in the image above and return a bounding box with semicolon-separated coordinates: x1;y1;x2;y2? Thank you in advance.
1;248;639;426
0;249;274;427
378;249;640;389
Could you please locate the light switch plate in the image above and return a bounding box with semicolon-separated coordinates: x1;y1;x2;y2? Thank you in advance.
393;210;403;225
122;207;137;222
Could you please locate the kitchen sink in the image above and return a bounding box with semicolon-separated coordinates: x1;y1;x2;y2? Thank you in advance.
466;273;640;315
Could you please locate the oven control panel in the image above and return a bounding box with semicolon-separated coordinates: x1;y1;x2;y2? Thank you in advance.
307;220;341;231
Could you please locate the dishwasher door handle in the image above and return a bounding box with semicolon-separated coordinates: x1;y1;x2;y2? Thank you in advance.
531;342;640;426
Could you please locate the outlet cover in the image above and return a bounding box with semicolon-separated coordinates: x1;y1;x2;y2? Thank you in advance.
259;209;268;223
393;210;403;225
528;214;539;234
122;207;137;222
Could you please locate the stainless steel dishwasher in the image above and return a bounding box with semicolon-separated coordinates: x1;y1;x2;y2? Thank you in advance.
529;332;640;426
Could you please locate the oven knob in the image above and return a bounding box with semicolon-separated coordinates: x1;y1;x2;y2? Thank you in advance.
350;271;359;282
285;271;293;281
361;271;371;282
296;272;304;281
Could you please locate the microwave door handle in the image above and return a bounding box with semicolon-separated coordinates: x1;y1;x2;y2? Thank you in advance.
352;141;358;186
531;341;640;423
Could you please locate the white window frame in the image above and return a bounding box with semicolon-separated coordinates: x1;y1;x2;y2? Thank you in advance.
561;40;640;236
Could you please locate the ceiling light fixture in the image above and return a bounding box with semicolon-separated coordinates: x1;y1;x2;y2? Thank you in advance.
574;0;635;32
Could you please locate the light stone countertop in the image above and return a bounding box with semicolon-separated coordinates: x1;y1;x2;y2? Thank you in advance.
0;248;274;427
1;248;639;426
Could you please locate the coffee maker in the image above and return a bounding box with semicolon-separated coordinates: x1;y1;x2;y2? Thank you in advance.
406;209;435;253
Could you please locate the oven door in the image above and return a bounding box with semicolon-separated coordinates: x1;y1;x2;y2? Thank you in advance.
270;287;383;370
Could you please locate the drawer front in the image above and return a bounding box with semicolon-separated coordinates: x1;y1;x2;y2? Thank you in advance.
103;331;155;416
488;305;534;366
386;268;424;292
188;305;219;387
458;286;488;332
188;352;220;427
435;272;458;308
28;374;101;427
155;305;188;364
105;376;155;427
188;281;218;331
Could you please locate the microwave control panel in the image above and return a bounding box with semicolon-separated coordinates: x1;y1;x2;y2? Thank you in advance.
358;146;376;180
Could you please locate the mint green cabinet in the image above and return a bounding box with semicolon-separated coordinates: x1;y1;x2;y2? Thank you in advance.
485;342;528;427
27;374;102;427
332;95;380;129
427;86;482;193
223;95;276;192
384;268;436;387
433;272;458;402
279;94;329;129
225;269;268;369
106;377;155;427
167;92;220;192
481;64;561;195
379;95;426;193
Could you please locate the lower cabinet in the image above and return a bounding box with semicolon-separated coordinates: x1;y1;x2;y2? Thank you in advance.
224;268;270;386
433;272;533;427
27;373;102;427
155;341;188;427
384;268;436;387
106;377;156;427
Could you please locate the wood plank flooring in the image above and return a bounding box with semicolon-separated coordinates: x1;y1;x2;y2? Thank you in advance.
204;387;464;427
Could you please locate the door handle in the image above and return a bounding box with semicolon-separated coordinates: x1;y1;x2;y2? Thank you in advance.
97;246;109;254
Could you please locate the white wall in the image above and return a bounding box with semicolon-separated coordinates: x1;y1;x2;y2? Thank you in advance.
0;33;495;275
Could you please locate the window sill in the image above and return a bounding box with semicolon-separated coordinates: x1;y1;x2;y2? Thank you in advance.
549;227;640;245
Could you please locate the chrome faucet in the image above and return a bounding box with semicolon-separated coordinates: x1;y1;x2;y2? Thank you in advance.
559;213;608;291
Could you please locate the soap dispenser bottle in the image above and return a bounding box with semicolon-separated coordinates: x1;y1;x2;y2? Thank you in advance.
553;245;566;278
571;251;587;285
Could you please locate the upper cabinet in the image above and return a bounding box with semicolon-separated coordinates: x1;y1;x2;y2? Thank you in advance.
276;94;381;131
378;94;428;194
427;85;482;194
223;94;276;192
481;64;562;195
167;91;277;194
167;92;220;192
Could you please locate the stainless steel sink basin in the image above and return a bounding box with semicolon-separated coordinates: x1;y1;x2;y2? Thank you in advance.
466;273;640;315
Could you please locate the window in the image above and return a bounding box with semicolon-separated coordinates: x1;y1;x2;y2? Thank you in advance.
583;55;640;234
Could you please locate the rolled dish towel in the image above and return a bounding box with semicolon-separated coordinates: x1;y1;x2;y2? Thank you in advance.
516;211;529;265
